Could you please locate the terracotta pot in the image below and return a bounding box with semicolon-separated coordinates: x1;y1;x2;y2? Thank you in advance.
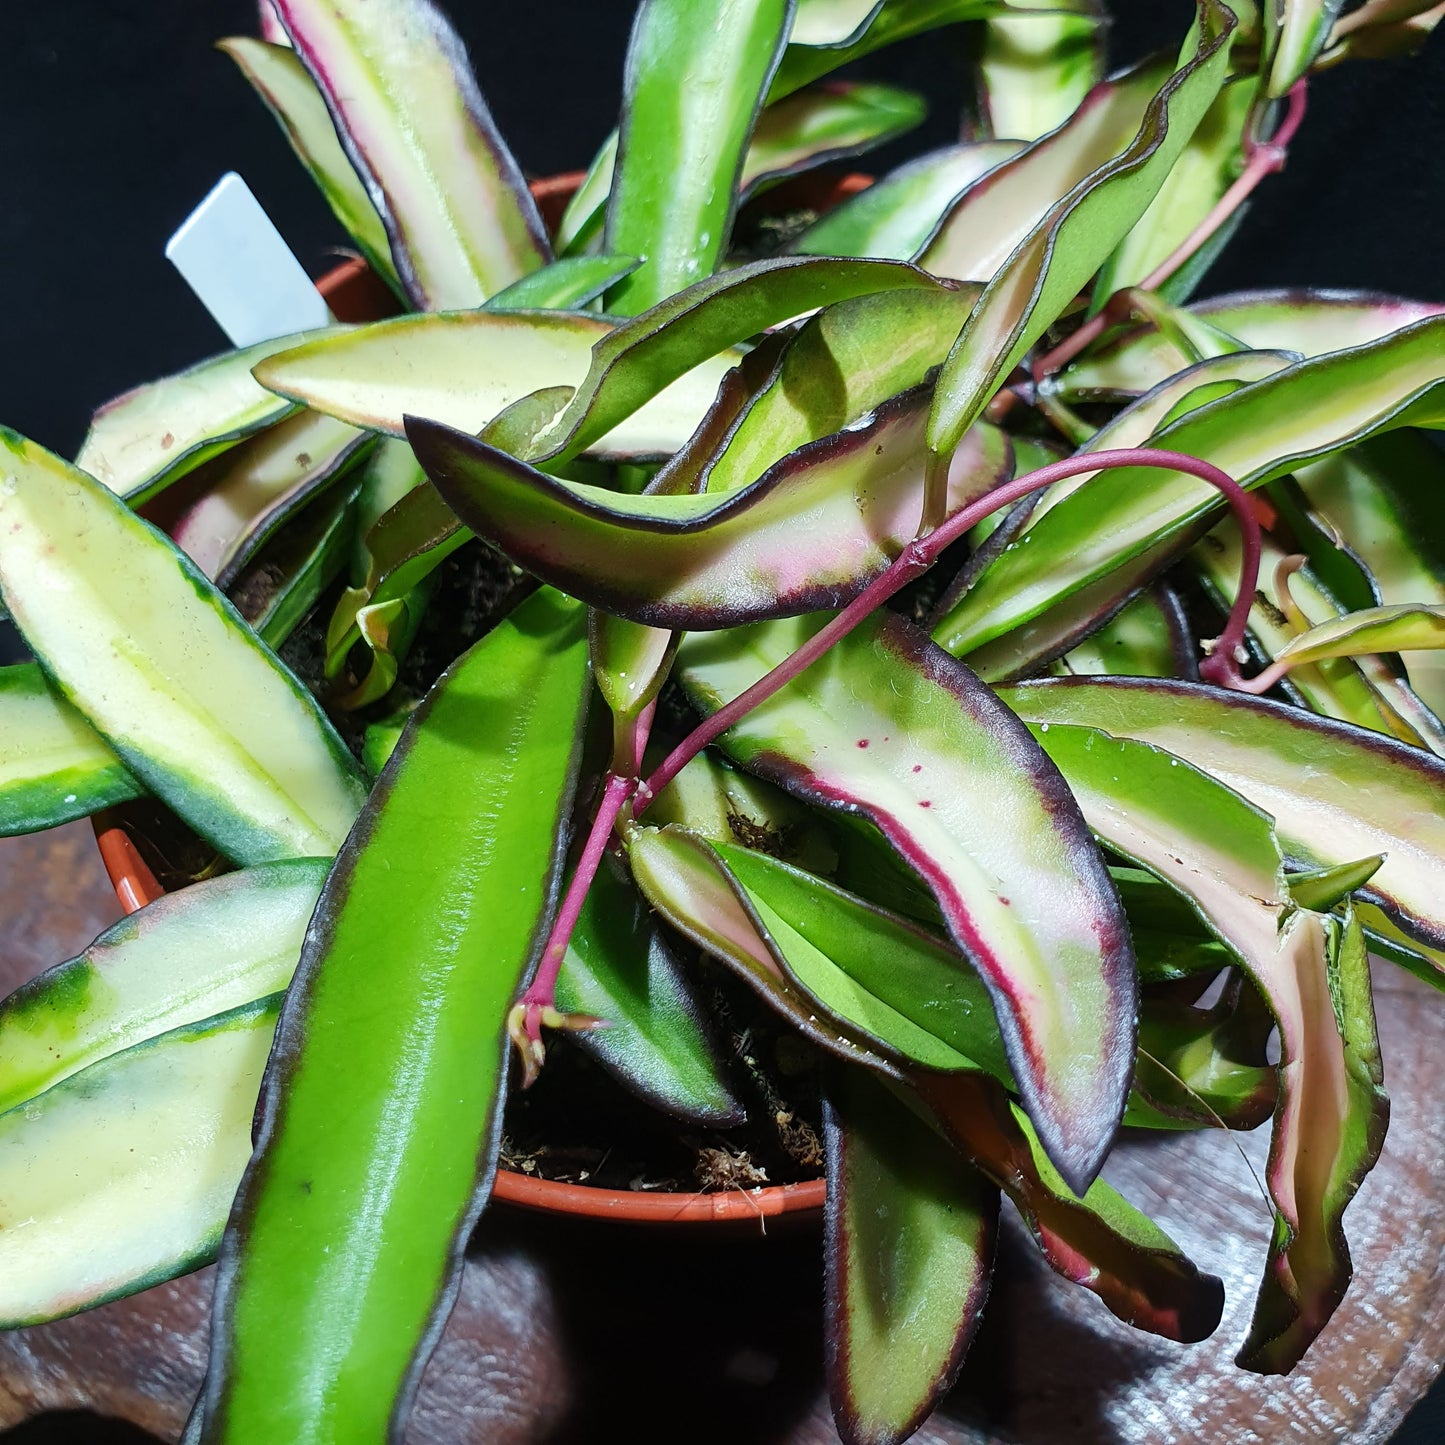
91;168;882;1228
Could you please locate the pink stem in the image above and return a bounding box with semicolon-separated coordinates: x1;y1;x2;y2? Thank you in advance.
637;447;1261;809
1032;81;1309;383
521;771;637;1037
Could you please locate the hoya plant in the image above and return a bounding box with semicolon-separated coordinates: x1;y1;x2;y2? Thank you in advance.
2;0;1444;1439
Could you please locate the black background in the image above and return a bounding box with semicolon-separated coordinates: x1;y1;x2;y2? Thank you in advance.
1;5;1444;1440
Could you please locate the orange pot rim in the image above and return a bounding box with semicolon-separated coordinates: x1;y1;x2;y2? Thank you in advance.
87;167;862;1225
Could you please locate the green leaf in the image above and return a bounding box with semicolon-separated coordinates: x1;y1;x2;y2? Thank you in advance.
0;860;325;1114
1294;431;1445;716
0;997;281;1331
168;410;371;587
408;385;1009;628
1286;855;1385;912
976;2;1104;143
1237;908;1389;1372
253;309;740;462
198;587;590;1443
604;0;792;314
76;330;336;502
1278;603;1445;665
678;610;1135;1194
774;1;1017;99
483;254;641;311
228;474;362;650
1192;521;1445;752
1002;677;1445;955
789;141;1024;260
1265;0;1348;95
1091;75;1252;303
1058;287;1445;401
219;37;400;292
934;318;1445;659
925;1;1236;461
1055;588;1186;678
824;1067;996;1445
553;856;742;1125
918;1071;1225;1340
0;662;144;835
535;257;951;468
698;283;979;495
0;430;367;865
742;80;927;198
272;0;549;308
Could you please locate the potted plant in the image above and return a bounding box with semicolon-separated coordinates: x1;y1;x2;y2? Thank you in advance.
2;0;1445;1440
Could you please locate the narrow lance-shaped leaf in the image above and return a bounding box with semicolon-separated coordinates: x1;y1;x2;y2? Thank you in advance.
976;2;1104;143
1055;587;1188;679
678;610;1136;1194
741;81;926;198
408;387;1010;630
1294;432;1445;718
76;329;340;502
0;860;326;1114
0;662;143;835
1192;521;1445;753
926;0;1237;464
168;410;372;586
825;1066;997;1445
918;1071;1225;1341
1237;907;1389;1372
483;254;641;311
253;308;743;462
532;257;951;468
920;58;1173;286
604;0;792;315
935;317;1445;659
1002;676;1445;955
789;141;1024;261
1321;0;1445;62
0;998;281;1332
699;283;981;495
198;588;590;1444
1265;0;1348;95
773;1;1018;99
553;856;742;1125
0;430;367;865
1057;287;1445;401
1091;76;1252;304
219;37;400;293
229;475;362;650
273;0;549;308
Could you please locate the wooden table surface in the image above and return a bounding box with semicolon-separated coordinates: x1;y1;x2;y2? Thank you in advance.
2;823;1443;1444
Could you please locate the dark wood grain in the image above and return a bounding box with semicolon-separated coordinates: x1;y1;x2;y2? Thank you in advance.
2;824;1443;1443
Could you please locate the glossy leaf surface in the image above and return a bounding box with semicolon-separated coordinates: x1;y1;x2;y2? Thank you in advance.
220;37;399;290
789;141;1023;260
0;860;325;1114
0;430;366;864
604;0;791;313
1003;677;1445;952
977;2;1103;142
0;662;143;834
925;1;1236;461
408;388;1008;628
679;611;1135;1193
0;998;280;1331
919;1071;1225;1341
825;1067;996;1445
253;309;740;461
200;588;590;1444
1058;288;1445;400
274;0;549;308
76;331;332;502
554;856;742;1124
935;318;1445;658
